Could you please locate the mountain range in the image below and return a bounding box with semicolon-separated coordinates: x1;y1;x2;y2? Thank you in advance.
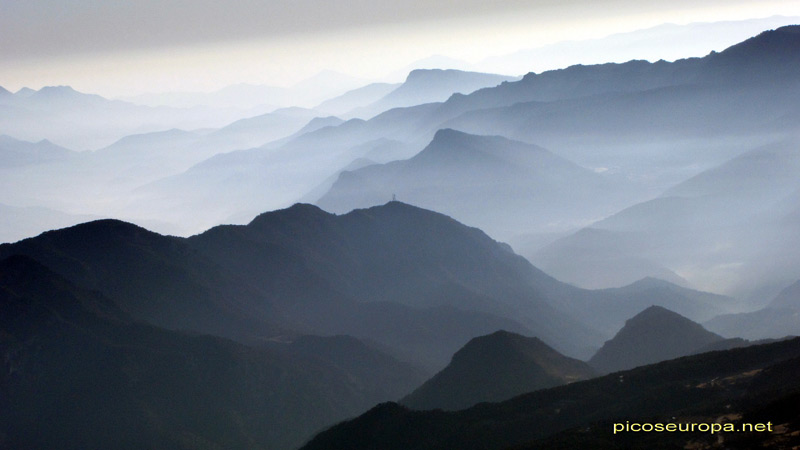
3;24;800;450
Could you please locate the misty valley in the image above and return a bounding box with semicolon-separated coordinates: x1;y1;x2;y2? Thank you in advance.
2;25;800;450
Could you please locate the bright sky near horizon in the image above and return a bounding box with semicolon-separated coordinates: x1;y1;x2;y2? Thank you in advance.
2;0;800;97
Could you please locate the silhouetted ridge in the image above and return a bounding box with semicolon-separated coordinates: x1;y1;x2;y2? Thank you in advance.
401;330;596;410
589;305;724;374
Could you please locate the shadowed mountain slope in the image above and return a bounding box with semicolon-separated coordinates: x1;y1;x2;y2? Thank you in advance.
0;255;423;450
0;219;280;341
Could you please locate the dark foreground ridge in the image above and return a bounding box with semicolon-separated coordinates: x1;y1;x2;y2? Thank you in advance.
301;337;800;450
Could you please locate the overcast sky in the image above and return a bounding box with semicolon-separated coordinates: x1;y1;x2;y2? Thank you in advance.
2;0;800;96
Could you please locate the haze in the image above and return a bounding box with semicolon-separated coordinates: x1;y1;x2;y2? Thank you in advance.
1;1;799;96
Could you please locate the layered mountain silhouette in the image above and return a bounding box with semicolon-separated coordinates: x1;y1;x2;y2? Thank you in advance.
301;337;800;450
0;202;606;369
0;255;423;450
117;26;800;238
5;24;800;450
401;330;596;411
589;306;724;374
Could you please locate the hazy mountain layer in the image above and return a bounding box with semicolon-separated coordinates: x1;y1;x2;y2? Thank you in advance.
0;85;264;150
534;139;800;297
705;279;800;340
317;129;634;241
348;69;517;119
122;27;800;239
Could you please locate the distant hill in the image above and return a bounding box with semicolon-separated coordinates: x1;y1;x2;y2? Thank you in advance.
0;255;423;450
589;306;724;374
300;337;800;450
401;330;596;411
